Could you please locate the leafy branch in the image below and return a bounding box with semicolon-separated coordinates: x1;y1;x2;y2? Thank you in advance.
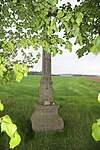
0;101;21;149
92;93;100;141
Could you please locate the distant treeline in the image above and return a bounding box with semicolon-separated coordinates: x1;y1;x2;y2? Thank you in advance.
59;74;99;77
28;71;42;75
28;72;99;77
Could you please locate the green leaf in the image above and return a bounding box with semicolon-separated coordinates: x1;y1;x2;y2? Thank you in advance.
72;25;80;36
63;22;71;32
51;19;58;32
76;34;83;46
13;0;17;3
8;42;14;51
0;64;7;77
59;50;63;54
90;46;99;54
47;26;53;36
16;72;23;82
1;122;17;138
42;40;51;53
52;47;57;57
92;119;100;141
14;64;24;82
71;17;74;23
0;115;21;149
76;12;83;26
90;36;100;54
1;115;12;124
64;13;72;22
2;41;14;51
52;0;58;6
22;64;28;77
57;38;64;44
57;10;64;19
10;131;21;149
3;40;8;45
14;64;22;74
0;101;4;111
98;93;100;103
65;41;72;52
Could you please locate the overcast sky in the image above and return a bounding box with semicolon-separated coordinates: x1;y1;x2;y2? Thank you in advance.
32;0;100;75
32;47;100;75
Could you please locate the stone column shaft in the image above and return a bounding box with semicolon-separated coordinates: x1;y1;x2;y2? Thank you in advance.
39;50;54;104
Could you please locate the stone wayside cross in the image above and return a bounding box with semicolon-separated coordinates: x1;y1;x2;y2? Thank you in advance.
31;50;64;132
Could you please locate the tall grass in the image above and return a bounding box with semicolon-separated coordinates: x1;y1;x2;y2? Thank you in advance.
0;75;100;150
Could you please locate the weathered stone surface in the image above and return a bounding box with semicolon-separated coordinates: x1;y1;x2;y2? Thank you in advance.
31;104;64;132
39;50;54;104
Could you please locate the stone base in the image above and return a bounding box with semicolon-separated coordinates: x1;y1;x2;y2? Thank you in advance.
31;104;64;132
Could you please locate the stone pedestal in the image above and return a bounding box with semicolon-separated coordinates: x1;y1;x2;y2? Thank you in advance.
31;104;64;132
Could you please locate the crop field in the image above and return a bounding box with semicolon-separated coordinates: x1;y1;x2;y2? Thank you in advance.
0;75;100;150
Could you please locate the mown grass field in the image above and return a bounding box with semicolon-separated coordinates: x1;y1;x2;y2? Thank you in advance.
0;75;100;150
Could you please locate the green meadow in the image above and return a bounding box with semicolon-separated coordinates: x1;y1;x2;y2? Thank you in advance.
0;75;100;150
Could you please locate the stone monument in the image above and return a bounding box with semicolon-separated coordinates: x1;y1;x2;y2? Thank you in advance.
31;50;64;131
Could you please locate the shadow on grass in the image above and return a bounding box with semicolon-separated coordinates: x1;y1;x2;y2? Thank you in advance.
24;119;35;142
